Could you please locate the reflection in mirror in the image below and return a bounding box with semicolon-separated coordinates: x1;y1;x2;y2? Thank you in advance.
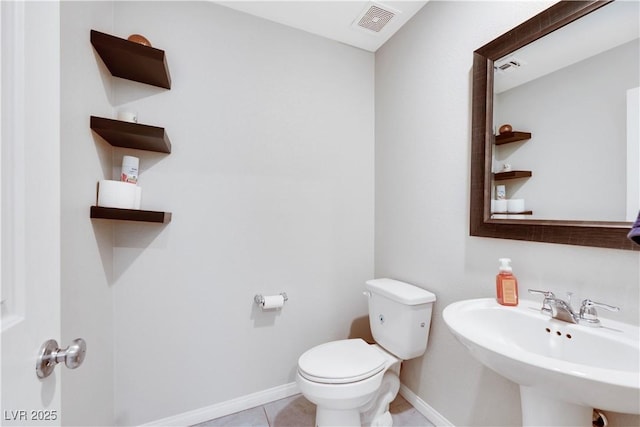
491;0;639;222
469;0;639;250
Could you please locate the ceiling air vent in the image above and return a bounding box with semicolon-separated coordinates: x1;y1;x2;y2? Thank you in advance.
354;2;398;33
494;57;527;73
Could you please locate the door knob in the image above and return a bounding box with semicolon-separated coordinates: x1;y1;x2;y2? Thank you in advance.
36;338;86;379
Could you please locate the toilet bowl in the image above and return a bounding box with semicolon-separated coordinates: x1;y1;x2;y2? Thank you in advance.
297;339;401;426
296;279;436;427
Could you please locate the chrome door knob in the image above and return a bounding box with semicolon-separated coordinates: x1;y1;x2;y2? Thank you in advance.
36;338;86;379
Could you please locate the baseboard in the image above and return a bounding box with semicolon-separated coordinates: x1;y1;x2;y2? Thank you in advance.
141;382;300;427
399;383;454;427
141;381;450;427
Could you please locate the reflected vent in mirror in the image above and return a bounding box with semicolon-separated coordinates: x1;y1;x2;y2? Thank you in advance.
495;57;526;73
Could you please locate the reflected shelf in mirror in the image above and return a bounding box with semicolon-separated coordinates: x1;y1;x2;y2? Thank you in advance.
495;131;531;145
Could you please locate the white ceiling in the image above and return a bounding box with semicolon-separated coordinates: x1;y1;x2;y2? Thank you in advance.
215;1;428;52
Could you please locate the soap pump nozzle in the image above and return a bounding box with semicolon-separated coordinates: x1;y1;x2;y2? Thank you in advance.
498;258;512;272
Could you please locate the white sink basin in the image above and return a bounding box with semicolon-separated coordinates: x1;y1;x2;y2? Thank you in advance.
443;298;640;426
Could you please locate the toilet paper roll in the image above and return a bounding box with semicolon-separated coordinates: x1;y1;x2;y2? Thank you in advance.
97;180;138;209
493;199;508;213
261;295;285;310
134;186;142;209
507;198;525;213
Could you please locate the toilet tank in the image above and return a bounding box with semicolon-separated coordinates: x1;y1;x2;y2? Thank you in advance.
365;278;436;360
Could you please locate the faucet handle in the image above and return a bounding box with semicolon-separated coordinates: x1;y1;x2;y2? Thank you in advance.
579;299;620;327
528;289;555;298
581;299;620;312
527;289;555;313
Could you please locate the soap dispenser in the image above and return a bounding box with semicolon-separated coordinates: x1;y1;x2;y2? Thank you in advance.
496;258;518;306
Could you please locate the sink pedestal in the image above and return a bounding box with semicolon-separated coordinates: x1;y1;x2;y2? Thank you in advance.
520;386;592;427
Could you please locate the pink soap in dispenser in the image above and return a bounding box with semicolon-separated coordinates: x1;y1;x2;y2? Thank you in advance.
496;258;518;306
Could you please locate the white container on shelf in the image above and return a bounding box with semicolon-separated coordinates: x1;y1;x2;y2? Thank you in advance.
121;155;139;184
117;110;137;123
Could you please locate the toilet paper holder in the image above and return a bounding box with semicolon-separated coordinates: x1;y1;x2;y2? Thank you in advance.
254;292;288;306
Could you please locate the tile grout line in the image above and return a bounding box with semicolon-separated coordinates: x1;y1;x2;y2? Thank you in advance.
263;405;271;427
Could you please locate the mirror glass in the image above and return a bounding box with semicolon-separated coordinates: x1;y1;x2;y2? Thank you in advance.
490;1;639;222
470;0;638;250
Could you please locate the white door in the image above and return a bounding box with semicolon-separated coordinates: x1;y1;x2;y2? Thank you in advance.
1;2;63;425
627;87;640;221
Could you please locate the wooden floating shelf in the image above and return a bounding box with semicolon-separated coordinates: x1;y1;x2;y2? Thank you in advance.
492;211;533;215
493;170;532;181
90;206;172;224
90;116;171;153
495;131;532;145
90;30;172;89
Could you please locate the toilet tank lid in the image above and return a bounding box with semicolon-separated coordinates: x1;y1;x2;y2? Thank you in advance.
365;278;436;305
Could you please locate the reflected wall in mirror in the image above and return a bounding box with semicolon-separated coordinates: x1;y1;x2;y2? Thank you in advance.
470;0;639;250
492;0;639;222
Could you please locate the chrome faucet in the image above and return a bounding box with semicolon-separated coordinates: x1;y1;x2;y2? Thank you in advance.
547;296;579;324
528;289;620;327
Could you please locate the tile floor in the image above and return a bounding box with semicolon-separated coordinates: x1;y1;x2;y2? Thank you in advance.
193;393;434;427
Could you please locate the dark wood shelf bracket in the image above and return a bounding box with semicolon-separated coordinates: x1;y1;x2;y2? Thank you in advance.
90;29;172;89
90;116;171;153
89;31;173;224
90;206;172;224
493;170;532;181
494;131;532;145
492;210;534;216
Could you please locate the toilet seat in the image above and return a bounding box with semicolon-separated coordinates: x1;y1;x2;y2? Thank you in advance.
297;339;386;384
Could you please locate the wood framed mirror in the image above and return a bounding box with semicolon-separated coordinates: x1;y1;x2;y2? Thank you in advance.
470;0;638;251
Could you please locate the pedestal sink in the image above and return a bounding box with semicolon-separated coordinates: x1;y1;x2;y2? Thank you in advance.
443;298;640;426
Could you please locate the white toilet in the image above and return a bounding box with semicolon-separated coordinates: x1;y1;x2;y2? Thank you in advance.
296;278;436;427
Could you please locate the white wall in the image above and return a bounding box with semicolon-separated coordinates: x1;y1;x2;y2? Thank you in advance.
60;2;115;425
107;2;374;425
57;1;640;426
495;39;639;221
375;1;640;426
